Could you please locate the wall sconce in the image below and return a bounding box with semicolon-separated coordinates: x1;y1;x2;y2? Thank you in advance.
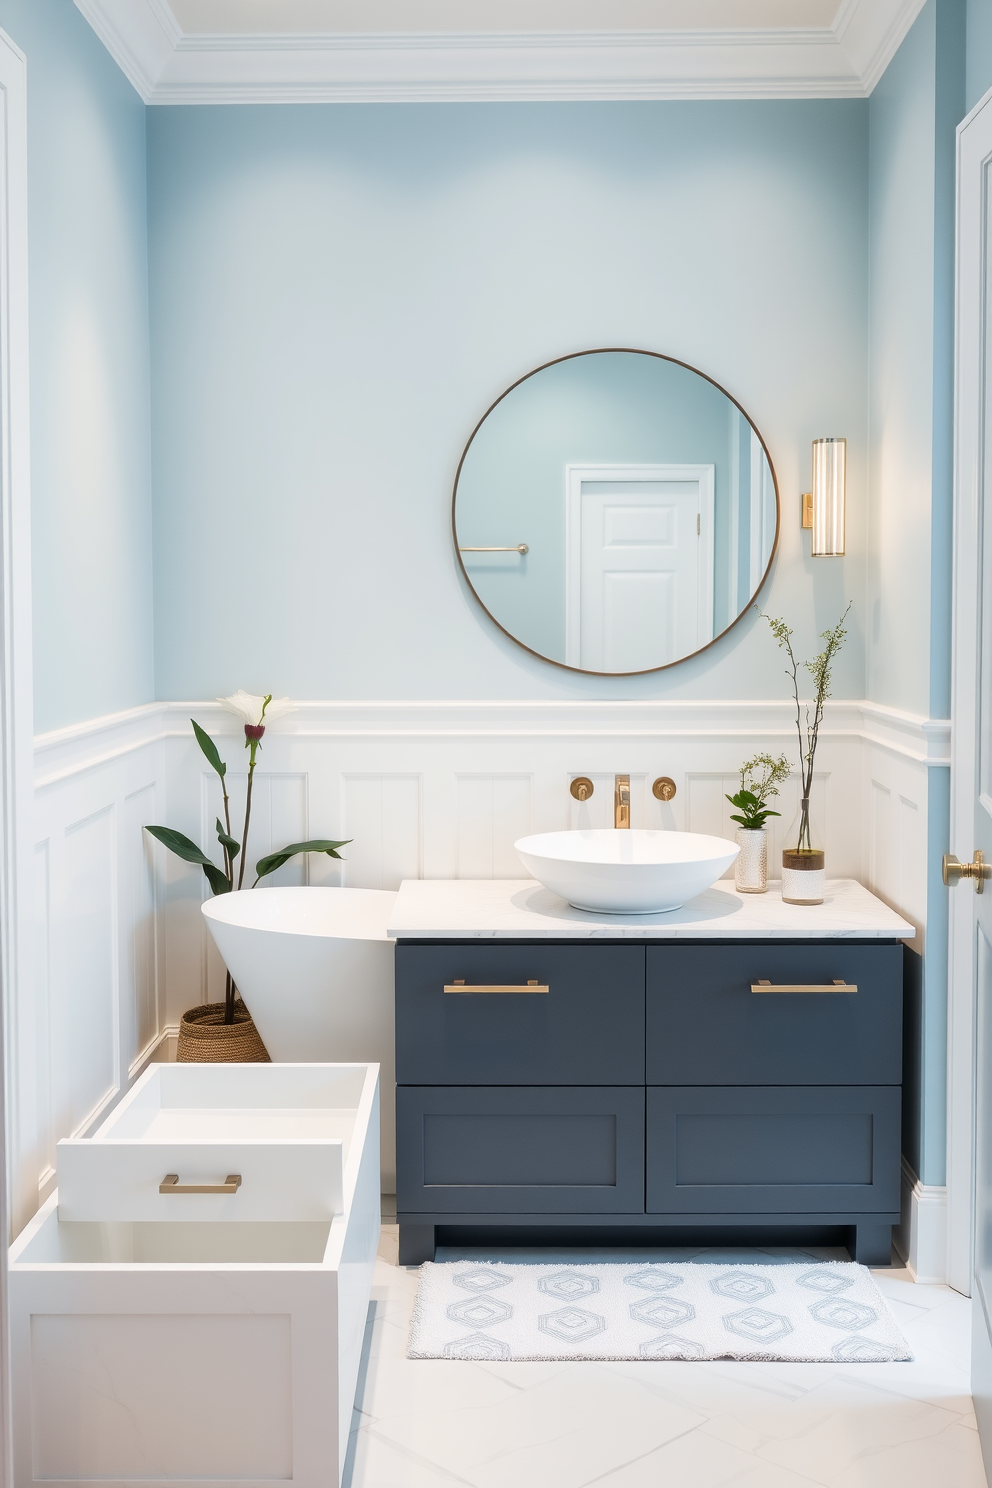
801;437;846;556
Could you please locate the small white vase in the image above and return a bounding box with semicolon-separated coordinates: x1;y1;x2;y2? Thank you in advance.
735;827;768;893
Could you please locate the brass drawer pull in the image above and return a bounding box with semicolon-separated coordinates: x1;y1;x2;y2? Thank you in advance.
444;979;549;994
751;980;857;995
160;1173;242;1194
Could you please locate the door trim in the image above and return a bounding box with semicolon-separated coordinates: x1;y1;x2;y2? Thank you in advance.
564;462;715;668
947;84;992;1297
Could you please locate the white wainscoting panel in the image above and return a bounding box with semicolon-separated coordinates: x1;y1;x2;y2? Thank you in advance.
20;698;944;1240
31;724;166;1207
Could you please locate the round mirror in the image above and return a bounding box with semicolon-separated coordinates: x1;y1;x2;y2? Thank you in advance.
453;349;779;675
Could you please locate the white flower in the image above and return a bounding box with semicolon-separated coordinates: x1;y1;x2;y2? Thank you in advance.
218;691;295;728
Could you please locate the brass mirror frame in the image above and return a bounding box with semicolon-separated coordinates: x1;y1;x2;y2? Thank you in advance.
452;347;781;677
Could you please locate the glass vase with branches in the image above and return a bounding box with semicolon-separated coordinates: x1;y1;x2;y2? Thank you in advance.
761;604;851;859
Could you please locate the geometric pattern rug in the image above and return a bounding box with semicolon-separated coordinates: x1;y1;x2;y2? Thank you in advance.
408;1261;913;1363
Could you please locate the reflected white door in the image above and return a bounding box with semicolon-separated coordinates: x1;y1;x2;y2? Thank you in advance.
951;83;992;1476
565;464;715;672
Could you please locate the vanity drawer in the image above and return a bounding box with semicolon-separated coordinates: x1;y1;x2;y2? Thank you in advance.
396;1086;645;1214
646;1085;901;1215
646;943;903;1085
395;943;644;1085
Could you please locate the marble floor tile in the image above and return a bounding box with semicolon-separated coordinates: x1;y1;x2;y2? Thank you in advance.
345;1227;989;1488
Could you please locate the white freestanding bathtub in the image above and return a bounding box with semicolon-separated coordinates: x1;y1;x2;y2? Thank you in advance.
202;887;397;1188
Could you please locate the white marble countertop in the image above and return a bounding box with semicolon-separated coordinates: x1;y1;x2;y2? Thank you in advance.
388;878;915;940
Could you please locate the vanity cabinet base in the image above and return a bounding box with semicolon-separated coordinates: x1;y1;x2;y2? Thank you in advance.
396;1214;900;1267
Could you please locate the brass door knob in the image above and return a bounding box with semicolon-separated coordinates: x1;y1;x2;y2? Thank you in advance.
652;777;677;802
943;851;992;893
570;777;594;802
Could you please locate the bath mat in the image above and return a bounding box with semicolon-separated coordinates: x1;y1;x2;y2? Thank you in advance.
408;1261;912;1362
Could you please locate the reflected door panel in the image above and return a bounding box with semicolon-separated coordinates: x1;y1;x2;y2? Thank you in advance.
566;473;712;671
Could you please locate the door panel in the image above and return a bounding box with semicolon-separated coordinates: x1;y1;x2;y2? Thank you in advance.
397;1086;645;1215
647;1086;901;1215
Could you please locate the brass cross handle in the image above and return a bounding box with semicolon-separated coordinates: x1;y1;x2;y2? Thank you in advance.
943;851;992;893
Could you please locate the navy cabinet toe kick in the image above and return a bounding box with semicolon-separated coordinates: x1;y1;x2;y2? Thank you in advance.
395;938;904;1265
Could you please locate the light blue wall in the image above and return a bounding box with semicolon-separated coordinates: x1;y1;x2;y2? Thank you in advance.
967;0;992;110
868;0;965;1187
147;102;868;703
0;0;154;736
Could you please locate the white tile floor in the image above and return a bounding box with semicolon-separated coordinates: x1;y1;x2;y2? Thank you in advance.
345;1224;987;1488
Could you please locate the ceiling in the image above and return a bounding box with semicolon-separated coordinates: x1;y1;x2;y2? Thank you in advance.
73;0;927;102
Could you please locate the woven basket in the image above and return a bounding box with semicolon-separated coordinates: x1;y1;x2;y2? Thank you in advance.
176;1000;270;1063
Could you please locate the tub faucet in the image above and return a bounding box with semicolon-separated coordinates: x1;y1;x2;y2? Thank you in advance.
614;775;630;829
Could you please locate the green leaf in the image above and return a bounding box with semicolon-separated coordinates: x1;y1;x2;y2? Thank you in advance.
145;825;231;896
145;824;218;867
254;838;351;882
202;862;232;896
215;817;240;860
192;719;226;779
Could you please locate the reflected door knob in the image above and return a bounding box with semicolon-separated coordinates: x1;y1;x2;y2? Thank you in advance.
943;851;992;893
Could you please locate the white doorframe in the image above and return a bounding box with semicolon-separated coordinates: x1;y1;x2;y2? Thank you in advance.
563;463;716;669
0;26;33;1487
947;84;992;1297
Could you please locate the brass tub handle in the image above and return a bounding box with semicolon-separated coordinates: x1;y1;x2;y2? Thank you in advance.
160;1174;242;1194
444;980;549;994
751;980;857;994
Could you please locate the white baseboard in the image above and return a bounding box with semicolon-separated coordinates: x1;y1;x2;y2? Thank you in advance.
895;1157;948;1284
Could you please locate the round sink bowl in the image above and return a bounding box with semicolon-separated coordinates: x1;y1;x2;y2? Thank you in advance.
514;829;739;913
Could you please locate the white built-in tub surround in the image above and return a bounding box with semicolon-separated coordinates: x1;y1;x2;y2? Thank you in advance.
387;878;915;940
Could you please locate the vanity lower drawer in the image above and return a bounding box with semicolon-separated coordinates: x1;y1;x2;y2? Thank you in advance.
646;1085;901;1215
395;943;645;1085
396;1086;645;1214
646;943;903;1085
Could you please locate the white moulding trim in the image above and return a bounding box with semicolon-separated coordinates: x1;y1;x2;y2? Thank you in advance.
896;1156;949;1286
73;0;928;104
35;698;948;784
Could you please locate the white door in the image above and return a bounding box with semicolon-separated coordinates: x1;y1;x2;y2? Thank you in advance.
950;83;992;1471
565;464;715;672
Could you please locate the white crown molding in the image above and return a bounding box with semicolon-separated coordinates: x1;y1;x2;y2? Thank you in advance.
74;0;927;103
34;697;946;785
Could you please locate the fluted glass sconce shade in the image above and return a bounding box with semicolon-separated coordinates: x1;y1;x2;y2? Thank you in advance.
810;437;846;556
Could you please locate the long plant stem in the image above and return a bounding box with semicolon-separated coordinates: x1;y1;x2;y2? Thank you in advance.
237;748;257;891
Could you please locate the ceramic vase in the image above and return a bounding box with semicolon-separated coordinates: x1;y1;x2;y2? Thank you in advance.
735;827;768;893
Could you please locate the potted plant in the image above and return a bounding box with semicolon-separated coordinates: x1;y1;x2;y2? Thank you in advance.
762;605;851;904
726;753;791;893
145;692;349;1061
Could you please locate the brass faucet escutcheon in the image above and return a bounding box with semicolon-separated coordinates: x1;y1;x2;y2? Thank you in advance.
570;777;594;803
652;777;677;802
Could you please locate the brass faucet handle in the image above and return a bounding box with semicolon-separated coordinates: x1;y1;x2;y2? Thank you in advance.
570;777;594;803
652;776;677;802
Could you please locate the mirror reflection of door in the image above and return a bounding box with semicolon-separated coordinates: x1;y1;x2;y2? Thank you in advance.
453;349;779;675
564;465;715;671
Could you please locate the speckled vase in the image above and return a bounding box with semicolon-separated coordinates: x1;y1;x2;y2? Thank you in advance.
734;828;768;893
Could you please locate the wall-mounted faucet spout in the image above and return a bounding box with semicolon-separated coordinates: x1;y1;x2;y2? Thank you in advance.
614;775;630;829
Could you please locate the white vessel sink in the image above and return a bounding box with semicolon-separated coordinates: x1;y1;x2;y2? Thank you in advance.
514;828;739;913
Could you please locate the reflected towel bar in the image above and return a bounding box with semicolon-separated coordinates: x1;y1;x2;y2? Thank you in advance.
159;1174;243;1194
459;544;528;555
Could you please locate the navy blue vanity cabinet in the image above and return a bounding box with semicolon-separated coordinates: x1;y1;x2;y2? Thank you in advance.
395;938;903;1267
